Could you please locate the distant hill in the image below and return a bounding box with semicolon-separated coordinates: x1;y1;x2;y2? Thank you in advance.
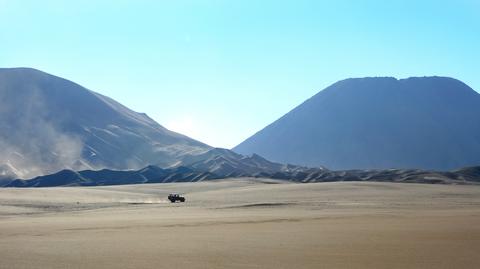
6;148;318;187
234;77;480;170
0;68;211;180
6;147;480;187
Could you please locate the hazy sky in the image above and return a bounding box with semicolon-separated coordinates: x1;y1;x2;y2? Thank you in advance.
1;0;479;148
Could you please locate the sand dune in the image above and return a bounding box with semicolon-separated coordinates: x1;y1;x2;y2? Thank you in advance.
1;179;480;268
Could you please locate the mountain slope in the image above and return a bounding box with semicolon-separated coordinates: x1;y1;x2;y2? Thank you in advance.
0;68;211;179
234;77;480;170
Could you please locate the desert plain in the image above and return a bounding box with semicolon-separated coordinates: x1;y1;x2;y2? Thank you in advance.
1;179;480;269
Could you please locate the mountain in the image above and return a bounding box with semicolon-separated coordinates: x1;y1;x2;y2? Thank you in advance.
6;148;319;187
234;77;480;171
7;147;480;187
0;68;211;180
6;166;217;187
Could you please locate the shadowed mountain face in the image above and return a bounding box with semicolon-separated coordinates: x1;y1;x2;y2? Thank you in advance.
0;68;211;179
234;77;480;171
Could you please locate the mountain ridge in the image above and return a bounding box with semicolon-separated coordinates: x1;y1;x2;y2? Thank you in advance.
6;150;480;187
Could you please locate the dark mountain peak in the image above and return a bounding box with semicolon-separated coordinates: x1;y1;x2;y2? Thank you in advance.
400;75;464;84
398;76;478;98
327;76;398;90
0;67;96;98
340;76;398;83
323;76;476;97
234;76;480;170
0;67;51;77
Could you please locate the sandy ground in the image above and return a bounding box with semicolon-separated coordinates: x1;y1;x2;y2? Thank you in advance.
1;178;480;269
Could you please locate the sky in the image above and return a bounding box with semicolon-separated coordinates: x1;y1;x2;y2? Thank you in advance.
1;0;479;148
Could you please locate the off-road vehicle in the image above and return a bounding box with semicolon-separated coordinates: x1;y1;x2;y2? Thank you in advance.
168;193;185;203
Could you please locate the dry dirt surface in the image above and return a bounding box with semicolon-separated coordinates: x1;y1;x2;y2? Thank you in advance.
1;178;480;269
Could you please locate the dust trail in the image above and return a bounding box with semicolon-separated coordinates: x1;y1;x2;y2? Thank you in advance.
117;198;170;204
0;87;85;179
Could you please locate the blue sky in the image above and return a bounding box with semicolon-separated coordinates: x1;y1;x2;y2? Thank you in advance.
1;0;479;148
